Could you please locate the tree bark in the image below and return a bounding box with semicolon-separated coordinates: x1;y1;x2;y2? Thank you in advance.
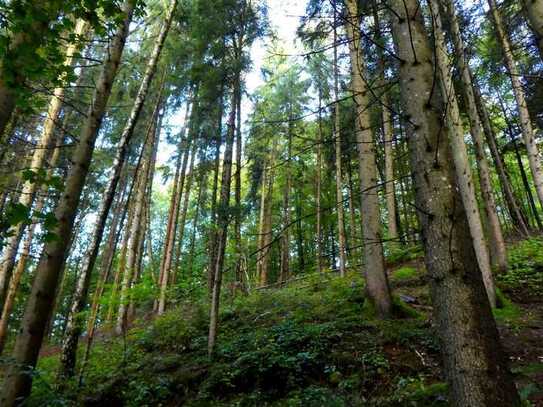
0;2;135;404
430;0;497;308
389;1;520;405
156;99;192;313
116;109;159;335
472;82;530;236
521;0;543;57
344;0;392;317
208;83;238;356
0;19;89;309
441;0;508;274
332;2;347;277
488;0;543;211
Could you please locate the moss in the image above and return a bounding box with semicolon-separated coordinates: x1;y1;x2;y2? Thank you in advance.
493;291;523;328
392;266;419;281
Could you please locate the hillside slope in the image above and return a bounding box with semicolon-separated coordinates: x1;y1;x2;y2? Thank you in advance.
28;240;543;406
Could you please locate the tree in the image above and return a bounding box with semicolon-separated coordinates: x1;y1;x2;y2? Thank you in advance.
344;0;392;317
388;0;520;404
0;2;137;404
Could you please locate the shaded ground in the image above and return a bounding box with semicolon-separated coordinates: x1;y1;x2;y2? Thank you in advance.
14;239;543;406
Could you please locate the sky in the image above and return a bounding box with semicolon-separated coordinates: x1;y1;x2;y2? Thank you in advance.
156;0;309;175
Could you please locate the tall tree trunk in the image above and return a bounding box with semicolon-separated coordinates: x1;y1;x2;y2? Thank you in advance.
208;85;237;355
172;140;198;283
0;3;135;403
344;0;392;317
373;3;398;248
59;55;170;378
0;19;89;308
280;119;292;283
207;92;225;292
488;0;543;210
116;111;159;334
389;1;520;405
78;173;131;383
430;0;497;308
0;4;66;138
472;82;530;236
234;86;244;286
157;100;192;313
333;2;347;277
316;92;324;274
441;0;508;274
521;0;543;57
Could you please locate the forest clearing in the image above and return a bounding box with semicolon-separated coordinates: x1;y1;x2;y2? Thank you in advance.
0;0;543;405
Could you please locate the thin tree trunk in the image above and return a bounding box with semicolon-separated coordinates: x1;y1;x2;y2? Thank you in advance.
0;2;135;403
78;173;131;383
116;111;159;334
373;3;398;248
430;0;497;308
442;0;508;274
208;85;237;356
59;65;169;378
488;0;543;210
115;107;160;335
316;92;324;274
0;19;89;308
172;141;198;283
207;92;225;292
521;0;543;57
389;1;520;405
472;82;530;236
333;2;347;277
280;120;292;283
156;101;192;314
234;86;244;286
344;0;392;317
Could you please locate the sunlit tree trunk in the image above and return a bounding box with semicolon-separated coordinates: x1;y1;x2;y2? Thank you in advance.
172;140;198;283
488;0;543;211
333;3;347;277
157;102;192;314
280;119;292;283
208;85;238;356
389;1;520;405
472;82;530;236
116;110;159;334
373;4;398;248
316;92;324;274
344;0;392;317
0;3;135;404
430;0;497;308
442;0;507;274
0;19;89;309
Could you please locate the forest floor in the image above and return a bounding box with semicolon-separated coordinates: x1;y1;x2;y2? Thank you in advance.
24;238;543;406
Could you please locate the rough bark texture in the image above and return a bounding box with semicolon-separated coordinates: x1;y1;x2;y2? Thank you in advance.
333;11;347;277
472;82;530;236
488;0;543;210
208;86;238;356
522;0;543;57
389;1;520;405
0;19;89;308
157;101;192;314
316;92;324;274
441;0;507;274
430;0;497;308
0;3;135;404
344;0;392;318
116;113;159;335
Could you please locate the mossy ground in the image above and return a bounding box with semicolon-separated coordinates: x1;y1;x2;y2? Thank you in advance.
20;241;543;406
